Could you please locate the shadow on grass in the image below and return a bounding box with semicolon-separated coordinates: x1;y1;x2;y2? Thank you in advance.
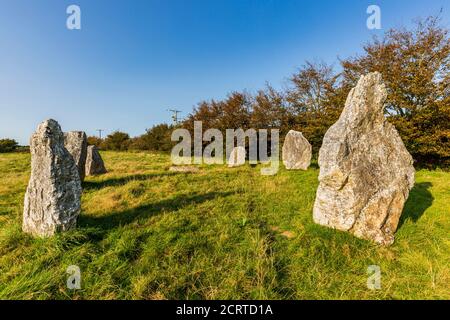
80;191;235;230
82;172;178;190
398;182;433;228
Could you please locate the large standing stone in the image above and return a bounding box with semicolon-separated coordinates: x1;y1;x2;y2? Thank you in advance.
85;145;107;176
23;119;82;237
64;131;87;182
313;72;415;245
282;130;312;170
228;146;246;167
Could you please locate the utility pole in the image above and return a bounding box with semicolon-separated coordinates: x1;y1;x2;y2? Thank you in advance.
96;129;105;139
167;109;182;125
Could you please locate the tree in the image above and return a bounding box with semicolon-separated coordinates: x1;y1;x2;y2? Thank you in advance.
183;100;223;134
218;91;252;131
251;84;290;132
286;61;343;154
130;123;174;152
87;136;103;148
0;139;19;153
341;16;450;167
102;131;130;151
181;15;449;168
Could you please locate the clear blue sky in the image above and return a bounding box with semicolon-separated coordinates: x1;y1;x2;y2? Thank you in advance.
1;0;448;145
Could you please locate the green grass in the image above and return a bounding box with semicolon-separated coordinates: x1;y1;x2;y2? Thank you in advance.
0;151;448;299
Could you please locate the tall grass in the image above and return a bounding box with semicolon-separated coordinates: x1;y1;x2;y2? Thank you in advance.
0;151;448;299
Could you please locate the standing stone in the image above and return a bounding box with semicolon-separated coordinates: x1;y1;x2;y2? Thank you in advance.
313;72;415;245
282;130;312;170
23;119;82;237
85;145;107;176
64;131;87;182
228;146;246;167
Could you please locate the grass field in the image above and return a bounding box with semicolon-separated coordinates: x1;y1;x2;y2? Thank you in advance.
0;151;448;299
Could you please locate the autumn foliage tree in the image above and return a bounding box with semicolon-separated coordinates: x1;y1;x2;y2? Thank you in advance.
286;61;345;154
182;16;449;168
251;85;290;132
94;16;448;168
341;16;450;167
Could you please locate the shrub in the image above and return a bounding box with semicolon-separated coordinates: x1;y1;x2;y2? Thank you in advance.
87;136;103;148
102;131;130;151
0;139;19;153
129;124;174;152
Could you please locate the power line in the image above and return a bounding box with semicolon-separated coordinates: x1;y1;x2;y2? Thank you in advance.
167;109;182;125
96;129;105;139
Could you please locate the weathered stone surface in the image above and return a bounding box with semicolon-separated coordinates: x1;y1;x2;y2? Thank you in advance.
23;119;82;237
228;146;246;167
85;145;107;176
313;72;415;245
64;131;87;182
282;130;312;170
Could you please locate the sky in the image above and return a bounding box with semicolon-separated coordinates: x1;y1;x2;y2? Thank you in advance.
0;0;449;145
